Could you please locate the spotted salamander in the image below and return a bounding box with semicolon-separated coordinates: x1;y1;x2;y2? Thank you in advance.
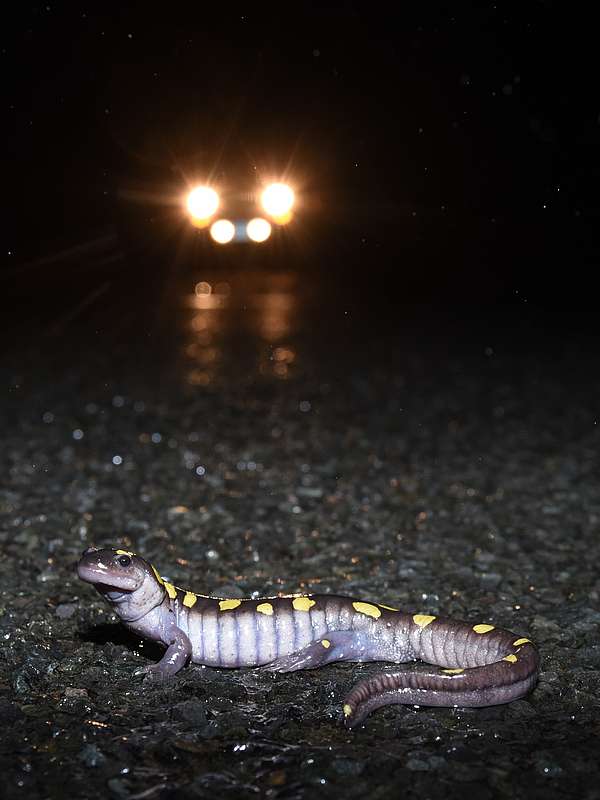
77;547;540;727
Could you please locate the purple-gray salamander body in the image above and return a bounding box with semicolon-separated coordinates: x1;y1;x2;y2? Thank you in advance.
77;547;540;727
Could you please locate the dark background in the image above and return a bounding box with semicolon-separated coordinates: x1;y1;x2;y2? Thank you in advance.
4;3;599;326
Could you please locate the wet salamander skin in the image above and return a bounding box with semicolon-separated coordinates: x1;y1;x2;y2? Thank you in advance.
77;548;540;727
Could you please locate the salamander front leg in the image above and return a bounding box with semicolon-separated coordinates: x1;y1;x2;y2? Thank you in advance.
135;627;192;680
262;631;370;672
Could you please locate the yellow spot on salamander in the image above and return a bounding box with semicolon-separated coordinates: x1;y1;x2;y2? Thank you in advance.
164;582;177;599
292;596;316;612
503;654;518;663
343;704;353;717
513;637;532;646
352;601;382;619
116;549;135;556
151;564;165;586
183;592;197;608
473;624;495;634
321;639;331;648
219;599;241;611
257;602;274;616
379;603;399;612
442;668;465;674
413;614;436;628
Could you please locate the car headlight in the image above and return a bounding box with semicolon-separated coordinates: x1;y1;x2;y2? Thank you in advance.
261;182;295;220
209;219;235;244
187;186;220;223
246;218;272;242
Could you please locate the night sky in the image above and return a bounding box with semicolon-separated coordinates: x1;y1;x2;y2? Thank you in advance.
5;3;599;323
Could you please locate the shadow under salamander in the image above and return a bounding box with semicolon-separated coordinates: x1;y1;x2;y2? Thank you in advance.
78;622;164;662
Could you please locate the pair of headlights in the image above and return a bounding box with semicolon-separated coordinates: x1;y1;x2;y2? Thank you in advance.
186;182;295;244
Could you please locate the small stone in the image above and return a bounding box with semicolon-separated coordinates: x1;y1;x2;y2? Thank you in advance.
0;698;24;722
217;584;245;599
174;700;207;725
64;687;89;698
55;603;77;619
406;757;430;771
332;758;364;776
79;744;107;768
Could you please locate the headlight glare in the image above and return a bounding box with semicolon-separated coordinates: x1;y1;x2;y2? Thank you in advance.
187;186;220;221
261;183;295;219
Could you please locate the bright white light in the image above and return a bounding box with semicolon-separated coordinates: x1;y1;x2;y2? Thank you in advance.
187;186;219;220
246;217;272;243
209;219;235;244
261;183;295;218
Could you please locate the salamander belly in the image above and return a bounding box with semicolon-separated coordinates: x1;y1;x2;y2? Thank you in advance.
186;601;331;667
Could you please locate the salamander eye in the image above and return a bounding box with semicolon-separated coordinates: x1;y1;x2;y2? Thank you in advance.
118;555;131;567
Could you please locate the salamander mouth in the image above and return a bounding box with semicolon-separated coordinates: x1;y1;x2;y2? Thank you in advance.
77;561;140;592
95;584;132;603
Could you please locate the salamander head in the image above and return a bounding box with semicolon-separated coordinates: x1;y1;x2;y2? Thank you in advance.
77;547;165;621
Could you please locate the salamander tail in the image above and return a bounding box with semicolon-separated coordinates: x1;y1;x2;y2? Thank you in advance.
343;643;540;728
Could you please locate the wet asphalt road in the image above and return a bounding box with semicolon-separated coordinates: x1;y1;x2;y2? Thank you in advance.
1;262;599;799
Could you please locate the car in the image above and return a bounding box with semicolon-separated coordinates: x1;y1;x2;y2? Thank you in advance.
185;181;296;244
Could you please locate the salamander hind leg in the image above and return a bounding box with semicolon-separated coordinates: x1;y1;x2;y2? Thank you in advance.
262;631;367;673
